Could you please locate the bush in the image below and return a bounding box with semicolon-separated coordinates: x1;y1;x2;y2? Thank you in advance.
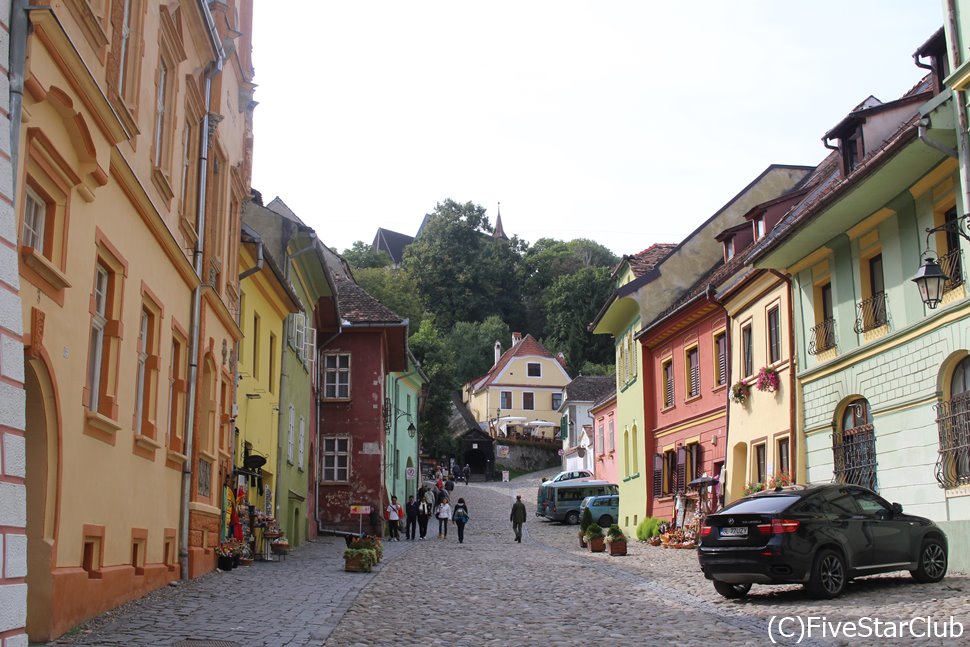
343;548;377;570
606;524;626;543
585;522;604;539
636;516;664;542
579;507;593;533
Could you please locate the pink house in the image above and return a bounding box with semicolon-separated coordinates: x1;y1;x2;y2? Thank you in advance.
589;387;618;484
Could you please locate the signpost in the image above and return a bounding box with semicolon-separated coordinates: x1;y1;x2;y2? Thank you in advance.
502;470;510;483
350;505;371;536
405;467;416;480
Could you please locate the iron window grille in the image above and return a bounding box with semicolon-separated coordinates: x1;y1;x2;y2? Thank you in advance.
808;318;836;354
938;247;965;293
832;423;877;491
853;292;887;333
934;392;970;489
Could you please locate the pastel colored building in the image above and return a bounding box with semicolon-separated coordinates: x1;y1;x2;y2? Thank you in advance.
16;1;254;638
559;376;614;474
589;388;618;483
386;351;428;502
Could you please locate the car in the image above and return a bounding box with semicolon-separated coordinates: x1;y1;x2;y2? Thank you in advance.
698;483;948;600
549;470;593;483
579;494;619;527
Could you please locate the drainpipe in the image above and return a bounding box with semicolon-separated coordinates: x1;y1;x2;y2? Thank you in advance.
945;0;970;224
705;284;730;508
237;237;263;281
9;0;31;201
918;117;959;159
180;6;225;580
768;269;800;488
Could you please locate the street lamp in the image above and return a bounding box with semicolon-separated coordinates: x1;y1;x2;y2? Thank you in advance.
911;214;970;309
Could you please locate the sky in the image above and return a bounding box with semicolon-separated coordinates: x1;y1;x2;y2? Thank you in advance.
250;1;943;258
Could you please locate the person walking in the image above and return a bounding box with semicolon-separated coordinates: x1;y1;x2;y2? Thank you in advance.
463;464;470;485
510;494;527;543
386;496;402;541
417;489;431;539
405;495;418;541
436;497;452;539
452;497;469;544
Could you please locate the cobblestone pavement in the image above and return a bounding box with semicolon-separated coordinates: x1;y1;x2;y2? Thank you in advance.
45;469;970;647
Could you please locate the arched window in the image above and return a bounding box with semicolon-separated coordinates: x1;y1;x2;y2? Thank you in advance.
832;397;876;491
935;356;970;488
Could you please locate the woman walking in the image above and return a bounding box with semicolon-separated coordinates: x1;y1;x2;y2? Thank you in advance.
452;497;469;544
436;497;452;539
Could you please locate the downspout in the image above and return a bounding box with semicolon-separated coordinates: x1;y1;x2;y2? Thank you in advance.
9;0;30;200
945;0;970;225
237;238;263;281
918;117;959;158
705;284;730;508
769;269;799;488
180;4;225;580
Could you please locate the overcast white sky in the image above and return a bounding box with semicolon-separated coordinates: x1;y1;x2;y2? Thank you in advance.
250;1;943;257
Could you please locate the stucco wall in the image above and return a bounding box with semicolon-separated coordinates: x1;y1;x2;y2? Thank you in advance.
494;441;560;473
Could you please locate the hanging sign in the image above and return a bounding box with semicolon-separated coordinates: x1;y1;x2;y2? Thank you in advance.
405;467;417;480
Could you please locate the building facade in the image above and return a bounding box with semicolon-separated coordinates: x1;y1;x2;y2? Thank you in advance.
589;389;618;484
559;376;613;474
385;352;427;502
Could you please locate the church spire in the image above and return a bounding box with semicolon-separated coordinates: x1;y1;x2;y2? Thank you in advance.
493;202;508;240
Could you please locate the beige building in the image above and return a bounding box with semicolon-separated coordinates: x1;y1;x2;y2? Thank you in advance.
17;1;254;639
463;333;571;441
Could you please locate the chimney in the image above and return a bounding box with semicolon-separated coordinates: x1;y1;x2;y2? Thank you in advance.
494;340;502;365
512;331;522;345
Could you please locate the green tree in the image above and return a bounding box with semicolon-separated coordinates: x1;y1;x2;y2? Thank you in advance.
341;240;392;269
543;266;616;375
354;267;425;333
445;315;511;385
408;317;459;458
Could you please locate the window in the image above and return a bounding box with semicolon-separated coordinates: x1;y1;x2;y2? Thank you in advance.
85;240;126;424
152;59;170;168
608;419;615;451
150;6;185;194
87;263;110;412
777;436;790;476
287;405;295;464
22;187;46;251
268;333;277;394
552;392;563;410
623;429;630;476
725;238;734;261
686;346;699;398
133;304;161;440
754;217;765;240
833;398;876;491
662;359;674;408
631;424;638;473
754;443;767;484
935;357;970;488
741;324;753;378
856;254;887;332
298;417;305;469
290;312;306;353
166;332;186;452
500;391;512;409
523;392;535;410
112;0;144;116
810;281;836;354
597;424;605;455
686;441;701;482
527;362;541;377
322;437;350;482
939;207;965;291
251;313;260;380
843;130;863;174
767;306;781;364
713;331;727;387
663;449;677;495
323;354;351;399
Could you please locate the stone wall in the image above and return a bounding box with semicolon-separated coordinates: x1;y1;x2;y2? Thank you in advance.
494;440;560;474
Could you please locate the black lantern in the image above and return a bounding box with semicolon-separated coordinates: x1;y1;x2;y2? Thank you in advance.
407;422;416;438
911;257;949;310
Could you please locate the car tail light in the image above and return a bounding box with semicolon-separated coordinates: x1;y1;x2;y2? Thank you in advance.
757;519;800;535
700;526;712;537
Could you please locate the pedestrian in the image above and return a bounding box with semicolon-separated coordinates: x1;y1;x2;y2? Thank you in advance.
510;494;527;543
435;484;447;507
417;490;431;539
435;475;444;491
463;464;470;485
452;497;469;544
436;497;451;539
405;495;418;541
445;475;455;495
386;496;402;541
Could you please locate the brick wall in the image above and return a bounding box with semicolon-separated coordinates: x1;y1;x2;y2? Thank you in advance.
0;0;28;644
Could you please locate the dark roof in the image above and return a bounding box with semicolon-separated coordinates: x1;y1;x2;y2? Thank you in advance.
564;376;614;403
617;243;677;279
590;384;616;410
372;228;414;264
333;274;404;324
451;392;482;431
266;197;305;226
493;210;507;240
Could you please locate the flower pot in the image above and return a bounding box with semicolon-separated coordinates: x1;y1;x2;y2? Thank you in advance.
239;557;254;567
588;536;605;552
608;539;627;556
579;535;588;548
217;555;234;571
344;555;371;573
270;543;289;555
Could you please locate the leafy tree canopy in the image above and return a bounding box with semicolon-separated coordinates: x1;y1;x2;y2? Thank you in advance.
354;266;425;333
543;266;616;376
341;240;392;269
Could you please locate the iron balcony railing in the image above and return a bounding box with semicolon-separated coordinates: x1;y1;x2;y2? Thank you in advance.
832;423;877;492
934;393;970;489
808;318;836;354
854;292;887;333
939;248;965;293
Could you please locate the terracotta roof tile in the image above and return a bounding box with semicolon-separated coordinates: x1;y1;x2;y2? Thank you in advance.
470;334;560;391
333;274;403;324
624;243;677;278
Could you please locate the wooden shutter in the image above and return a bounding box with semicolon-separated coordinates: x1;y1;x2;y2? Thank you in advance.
692;442;704;480
689;350;699;396
653;453;663;499
676;446;687;492
664;363;673;407
717;336;726;385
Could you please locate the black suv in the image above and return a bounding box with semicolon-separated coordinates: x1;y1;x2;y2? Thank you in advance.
697;484;948;599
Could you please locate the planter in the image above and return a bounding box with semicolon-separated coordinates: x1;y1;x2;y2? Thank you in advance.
344;555;371;573
608;539;627;556
579;535;588;548
239;557;254;567
217;555;234;571
588;536;606;553
270;543;289;555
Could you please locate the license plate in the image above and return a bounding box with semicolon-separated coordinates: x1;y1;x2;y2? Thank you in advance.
720;526;748;537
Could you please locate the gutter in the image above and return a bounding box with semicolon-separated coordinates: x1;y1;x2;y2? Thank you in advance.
918;117;958;158
945;0;970;228
9;0;32;201
768;269;800;491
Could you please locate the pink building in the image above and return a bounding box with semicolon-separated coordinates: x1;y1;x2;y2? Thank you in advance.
590;388;618;484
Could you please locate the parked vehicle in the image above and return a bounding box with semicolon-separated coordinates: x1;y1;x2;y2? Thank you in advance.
580;494;619;527
550;470;593;483
698;484;948;599
542;479;618;524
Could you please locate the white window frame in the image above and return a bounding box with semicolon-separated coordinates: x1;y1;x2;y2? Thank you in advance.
500;390;512;409
87;264;109;411
118;0;133;96
305;325;317;378
22;186;46;251
134;309;149;435
527;362;541;378
322;436;350;482
287;405;295;464
323;353;351;399
298;416;305;469
153;59;168;168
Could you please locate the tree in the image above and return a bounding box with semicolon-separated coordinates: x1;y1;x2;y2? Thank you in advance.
408;317;459;458
341;240;391;269
354;267;425;333
445;316;511;385
543;266;616;375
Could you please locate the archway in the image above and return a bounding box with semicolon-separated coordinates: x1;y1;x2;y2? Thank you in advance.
463;448;487;474
25;357;58;640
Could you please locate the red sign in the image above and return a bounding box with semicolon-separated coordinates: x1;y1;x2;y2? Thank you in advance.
350;505;371;515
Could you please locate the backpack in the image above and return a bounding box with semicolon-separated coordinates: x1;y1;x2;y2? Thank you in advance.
455;507;468;523
419;501;429;515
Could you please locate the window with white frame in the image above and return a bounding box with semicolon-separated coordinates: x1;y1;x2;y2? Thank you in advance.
523;392;535;410
298;416;305;469
322;437;349;482
527;362;541;377
22;186;46;251
323;353;350;399
87;263;110;412
500;391;512;409
608;419;615;451
287;405;295;463
597;423;605;455
134;309;150;435
552;392;563;410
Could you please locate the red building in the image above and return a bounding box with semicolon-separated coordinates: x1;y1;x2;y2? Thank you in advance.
315;275;407;534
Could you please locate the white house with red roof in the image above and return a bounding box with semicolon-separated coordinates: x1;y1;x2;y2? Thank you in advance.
463;332;572;441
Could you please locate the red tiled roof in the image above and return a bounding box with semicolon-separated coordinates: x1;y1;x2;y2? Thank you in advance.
468;334;559;392
623;243;677;278
333;274;403;324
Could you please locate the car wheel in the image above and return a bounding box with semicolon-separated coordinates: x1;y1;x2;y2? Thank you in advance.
565;511;579;525
712;580;751;599
807;548;847;599
911;538;948;583
598;515;613;527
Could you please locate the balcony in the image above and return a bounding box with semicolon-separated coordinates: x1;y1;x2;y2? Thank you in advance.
808;318;836;355
853;292;887;334
938;248;965;293
934;393;970;489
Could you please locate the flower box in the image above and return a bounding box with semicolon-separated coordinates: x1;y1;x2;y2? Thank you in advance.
588;536;606;552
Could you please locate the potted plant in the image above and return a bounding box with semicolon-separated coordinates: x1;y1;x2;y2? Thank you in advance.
766;470;793;490
756;366;780;393
343;548;377;573
578;508;593;548
743;481;765;496
585;522;605;552
731;381;750;404
351;535;383;562
270;536;290;555
605;524;627;556
216;542;235;571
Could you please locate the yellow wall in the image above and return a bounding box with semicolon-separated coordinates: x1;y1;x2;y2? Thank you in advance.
469;354;571;439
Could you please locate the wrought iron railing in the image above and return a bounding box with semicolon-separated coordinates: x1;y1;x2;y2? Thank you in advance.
808;318;836;354
854;292;887;333
939;248;965;293
832;423;877;491
934;393;970;489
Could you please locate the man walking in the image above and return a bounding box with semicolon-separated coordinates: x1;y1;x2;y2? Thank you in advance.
510;494;527;543
405;495;418;541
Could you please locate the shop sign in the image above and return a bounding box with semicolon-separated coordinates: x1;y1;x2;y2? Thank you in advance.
350;505;371;515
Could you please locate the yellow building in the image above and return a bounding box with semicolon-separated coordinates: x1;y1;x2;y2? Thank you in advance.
17;1;254;639
463;333;571;441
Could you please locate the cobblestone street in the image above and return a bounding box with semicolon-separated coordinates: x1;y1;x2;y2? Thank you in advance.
47;470;970;647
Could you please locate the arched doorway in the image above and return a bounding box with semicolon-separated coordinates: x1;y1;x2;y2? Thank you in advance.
25;357;59;640
834;397;876;491
463;447;487;474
